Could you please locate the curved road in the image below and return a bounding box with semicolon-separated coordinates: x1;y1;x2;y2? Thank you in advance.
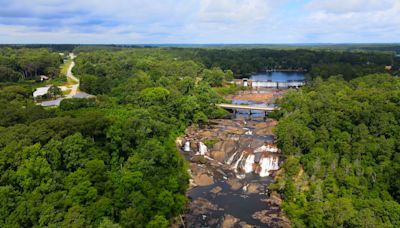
65;54;79;98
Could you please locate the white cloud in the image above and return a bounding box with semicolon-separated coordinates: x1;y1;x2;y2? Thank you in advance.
306;0;395;14
301;0;400;42
197;0;274;24
0;0;399;43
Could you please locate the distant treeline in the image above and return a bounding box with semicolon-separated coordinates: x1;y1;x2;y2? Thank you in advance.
1;42;400;54
71;46;400;80
167;48;399;80
0;44;155;53
0;44;78;52
1;45;399;83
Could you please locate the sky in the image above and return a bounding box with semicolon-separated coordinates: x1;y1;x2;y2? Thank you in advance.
0;0;399;44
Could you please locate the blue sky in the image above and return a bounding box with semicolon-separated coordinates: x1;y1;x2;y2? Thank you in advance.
0;0;399;44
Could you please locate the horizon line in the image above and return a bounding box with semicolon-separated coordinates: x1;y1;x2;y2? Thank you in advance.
1;42;400;46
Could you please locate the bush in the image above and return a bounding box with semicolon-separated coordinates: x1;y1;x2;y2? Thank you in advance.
60;98;97;110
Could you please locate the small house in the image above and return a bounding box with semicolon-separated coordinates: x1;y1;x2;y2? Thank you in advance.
40;75;50;81
385;65;392;71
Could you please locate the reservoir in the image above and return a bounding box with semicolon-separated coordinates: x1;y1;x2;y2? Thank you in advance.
250;71;305;82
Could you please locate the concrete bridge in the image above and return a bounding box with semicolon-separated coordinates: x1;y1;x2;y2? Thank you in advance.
217;103;278;120
217;103;278;111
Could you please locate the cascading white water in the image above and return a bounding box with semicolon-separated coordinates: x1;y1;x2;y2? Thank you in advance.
198;142;208;156
243;154;255;173
232;153;245;172
184;141;191;152
244;128;253;135
254;144;278;153
226;151;238;165
259;156;279;177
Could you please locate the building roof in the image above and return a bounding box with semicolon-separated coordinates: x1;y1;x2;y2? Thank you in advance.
40;98;64;107
33;86;50;98
72;92;96;99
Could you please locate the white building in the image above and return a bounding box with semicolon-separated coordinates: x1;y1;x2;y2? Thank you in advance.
33;86;50;98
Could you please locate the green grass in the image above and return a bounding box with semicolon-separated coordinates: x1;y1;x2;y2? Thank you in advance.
49;76;67;86
60;60;72;76
67;76;78;84
62;89;72;95
204;138;219;148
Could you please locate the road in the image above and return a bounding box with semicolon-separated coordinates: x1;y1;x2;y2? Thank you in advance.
65;54;79;98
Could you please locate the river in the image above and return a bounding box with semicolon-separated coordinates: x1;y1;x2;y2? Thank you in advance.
176;88;291;227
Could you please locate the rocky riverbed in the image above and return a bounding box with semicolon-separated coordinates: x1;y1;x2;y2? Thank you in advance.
176;113;291;227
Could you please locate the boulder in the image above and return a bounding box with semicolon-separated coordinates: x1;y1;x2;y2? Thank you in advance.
189;197;218;215
238;221;253;228
222;214;239;228
267;191;283;206
247;183;260;194
226;178;243;190
211;150;226;162
210;186;222;194
252;210;291;228
193;173;214;186
225;126;246;135
254;127;274;136
198;130;215;139
215;140;237;155
213;141;224;151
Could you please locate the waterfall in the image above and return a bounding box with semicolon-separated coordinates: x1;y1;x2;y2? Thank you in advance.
244;128;253;135
198;142;208;156
243;154;255;173
232;153;245;172
254;144;278;153
259;156;279;177
226;151;238;165
184;141;191;152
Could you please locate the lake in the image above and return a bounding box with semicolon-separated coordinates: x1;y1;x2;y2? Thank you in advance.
250;71;305;82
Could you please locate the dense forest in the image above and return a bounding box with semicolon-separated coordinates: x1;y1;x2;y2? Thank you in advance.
0;48;61;82
1;46;400;227
72;49;233;96
273;75;400;227
0;48;232;227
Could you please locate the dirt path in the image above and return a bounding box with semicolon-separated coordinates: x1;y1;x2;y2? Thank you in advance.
65;60;79;98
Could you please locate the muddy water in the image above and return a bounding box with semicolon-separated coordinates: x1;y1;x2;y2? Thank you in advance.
178;89;290;228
